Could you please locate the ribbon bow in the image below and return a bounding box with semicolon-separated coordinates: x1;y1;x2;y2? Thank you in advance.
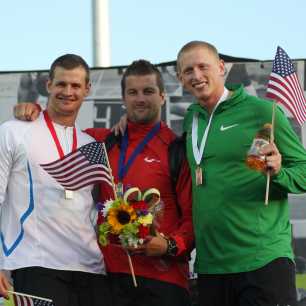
123;187;161;212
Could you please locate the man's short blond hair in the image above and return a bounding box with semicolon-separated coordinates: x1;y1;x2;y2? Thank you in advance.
176;41;220;73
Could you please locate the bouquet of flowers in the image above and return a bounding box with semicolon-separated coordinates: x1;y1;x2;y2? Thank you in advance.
98;187;162;249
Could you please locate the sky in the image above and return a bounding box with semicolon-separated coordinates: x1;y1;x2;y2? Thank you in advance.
0;0;305;71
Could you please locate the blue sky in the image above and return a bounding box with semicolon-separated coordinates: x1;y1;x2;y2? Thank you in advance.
0;0;305;71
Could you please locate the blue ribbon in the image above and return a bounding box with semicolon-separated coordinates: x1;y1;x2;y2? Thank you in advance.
118;122;161;181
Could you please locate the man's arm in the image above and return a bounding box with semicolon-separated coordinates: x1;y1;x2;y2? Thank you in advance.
0;271;10;299
168;158;194;256
0;125;15;299
13;102;41;121
0;124;14;204
14;103;127;138
83;128;110;141
269;107;306;193
139;159;194;257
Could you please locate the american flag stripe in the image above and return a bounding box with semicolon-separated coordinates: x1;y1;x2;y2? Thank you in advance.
52;164;111;181
58;169;110;186
266;46;306;126
47;159;89;178
269;73;305;115
267;88;303;124
268;73;306;117
41;152;84;171
40;141;113;191
13;294;34;306
267;86;306;125
267;74;305;124
61;176;114;190
45;161;111;184
10;290;55;306
44;156;89;176
267;89;298;119
287;74;306;115
289;74;306;115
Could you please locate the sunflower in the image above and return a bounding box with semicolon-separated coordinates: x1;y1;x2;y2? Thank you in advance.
107;204;137;234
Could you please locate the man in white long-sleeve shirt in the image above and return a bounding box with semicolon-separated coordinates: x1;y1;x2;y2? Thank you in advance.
0;54;111;306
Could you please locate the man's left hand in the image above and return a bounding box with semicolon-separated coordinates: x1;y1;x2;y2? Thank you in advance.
143;232;168;256
126;232;168;257
260;142;282;175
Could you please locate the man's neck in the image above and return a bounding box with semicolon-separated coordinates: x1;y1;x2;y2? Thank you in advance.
200;87;228;114
46;108;76;127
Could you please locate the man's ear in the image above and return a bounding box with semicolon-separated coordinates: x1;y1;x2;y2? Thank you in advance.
122;96;127;109
46;79;52;94
85;82;91;96
219;59;225;76
176;70;183;85
160;92;166;106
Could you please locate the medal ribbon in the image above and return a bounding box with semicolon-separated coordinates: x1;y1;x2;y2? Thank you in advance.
118;122;160;181
43;110;77;158
192;88;229;165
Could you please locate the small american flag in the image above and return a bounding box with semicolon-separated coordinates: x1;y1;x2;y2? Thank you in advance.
9;291;54;306
266;46;306;126
40;141;113;191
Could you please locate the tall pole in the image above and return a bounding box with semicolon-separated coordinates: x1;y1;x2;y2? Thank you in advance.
92;0;111;67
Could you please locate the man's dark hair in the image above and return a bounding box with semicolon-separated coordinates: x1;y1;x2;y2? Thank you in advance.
49;54;90;84
121;59;164;96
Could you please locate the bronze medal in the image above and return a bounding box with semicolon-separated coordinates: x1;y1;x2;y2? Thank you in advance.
195;166;203;186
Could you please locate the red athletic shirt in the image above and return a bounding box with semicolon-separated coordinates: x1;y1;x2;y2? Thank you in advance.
85;121;193;289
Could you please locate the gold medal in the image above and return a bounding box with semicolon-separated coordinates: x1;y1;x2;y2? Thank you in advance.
195;166;203;186
65;189;74;200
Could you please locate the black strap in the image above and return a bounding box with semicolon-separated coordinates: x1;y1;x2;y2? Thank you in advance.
168;132;186;192
168;132;186;217
104;131;122;151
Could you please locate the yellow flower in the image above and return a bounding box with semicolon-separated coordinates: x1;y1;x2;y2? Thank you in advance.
138;213;153;226
107;204;137;234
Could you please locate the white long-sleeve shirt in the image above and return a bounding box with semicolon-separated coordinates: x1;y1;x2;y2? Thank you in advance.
0;113;105;274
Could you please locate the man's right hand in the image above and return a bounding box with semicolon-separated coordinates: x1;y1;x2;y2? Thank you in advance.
111;114;127;136
13;102;41;121
0;271;11;299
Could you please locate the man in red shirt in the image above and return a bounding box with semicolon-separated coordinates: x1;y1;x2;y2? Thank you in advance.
14;59;194;306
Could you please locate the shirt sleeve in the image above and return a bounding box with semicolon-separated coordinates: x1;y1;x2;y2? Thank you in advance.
0;124;14;205
169;158;194;257
83;128;110;141
271;106;306;193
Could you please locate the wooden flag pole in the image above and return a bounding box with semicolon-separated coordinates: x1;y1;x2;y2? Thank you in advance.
102;143;137;287
101;143;137;286
264;102;276;205
102;142;117;200
126;250;138;287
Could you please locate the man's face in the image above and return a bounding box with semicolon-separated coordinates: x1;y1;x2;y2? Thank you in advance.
123;74;165;124
46;66;90;118
177;46;225;108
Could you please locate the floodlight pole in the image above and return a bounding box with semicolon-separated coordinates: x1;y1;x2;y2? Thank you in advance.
92;0;111;67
